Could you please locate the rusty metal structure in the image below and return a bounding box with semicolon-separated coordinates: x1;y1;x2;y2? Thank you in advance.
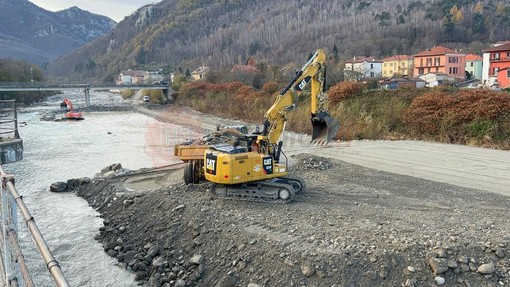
0;166;70;287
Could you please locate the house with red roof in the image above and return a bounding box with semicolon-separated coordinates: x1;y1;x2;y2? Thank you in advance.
482;42;510;88
413;46;466;80
381;55;413;78
465;54;483;80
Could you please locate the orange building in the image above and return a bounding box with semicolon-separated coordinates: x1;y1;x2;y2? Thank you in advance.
483;42;510;88
413;46;466;80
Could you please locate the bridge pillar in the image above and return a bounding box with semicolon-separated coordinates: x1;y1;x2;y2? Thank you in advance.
84;88;90;107
161;88;169;103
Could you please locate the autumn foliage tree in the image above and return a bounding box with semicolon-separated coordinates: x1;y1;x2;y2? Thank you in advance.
327;82;364;105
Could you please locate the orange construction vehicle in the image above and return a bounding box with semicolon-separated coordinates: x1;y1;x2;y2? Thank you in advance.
61;98;84;120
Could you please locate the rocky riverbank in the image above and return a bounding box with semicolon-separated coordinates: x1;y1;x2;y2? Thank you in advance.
60;154;509;287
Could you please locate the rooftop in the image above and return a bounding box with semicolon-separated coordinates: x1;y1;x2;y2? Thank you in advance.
483;42;510;53
465;54;482;61
381;55;412;61
413;46;459;57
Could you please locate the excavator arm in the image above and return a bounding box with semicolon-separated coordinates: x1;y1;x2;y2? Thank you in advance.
257;49;340;154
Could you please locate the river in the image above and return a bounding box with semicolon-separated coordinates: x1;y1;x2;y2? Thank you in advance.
3;91;187;286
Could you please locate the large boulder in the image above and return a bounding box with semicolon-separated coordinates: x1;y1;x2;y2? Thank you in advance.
50;182;67;192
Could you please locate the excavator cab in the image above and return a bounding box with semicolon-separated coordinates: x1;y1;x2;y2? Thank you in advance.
311;111;340;143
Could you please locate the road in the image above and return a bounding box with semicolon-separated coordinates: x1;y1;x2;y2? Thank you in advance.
288;139;510;197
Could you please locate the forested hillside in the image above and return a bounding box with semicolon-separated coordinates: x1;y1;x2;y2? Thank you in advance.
0;59;54;104
47;0;510;82
0;0;115;65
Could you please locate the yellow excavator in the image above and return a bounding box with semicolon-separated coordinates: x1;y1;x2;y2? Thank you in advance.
204;49;340;203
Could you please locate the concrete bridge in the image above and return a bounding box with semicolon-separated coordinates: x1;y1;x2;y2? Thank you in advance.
0;82;172;106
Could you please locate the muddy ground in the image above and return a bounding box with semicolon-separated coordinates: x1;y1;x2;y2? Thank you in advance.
68;153;509;287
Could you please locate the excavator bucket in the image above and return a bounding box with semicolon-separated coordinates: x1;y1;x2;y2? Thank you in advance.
311;111;340;144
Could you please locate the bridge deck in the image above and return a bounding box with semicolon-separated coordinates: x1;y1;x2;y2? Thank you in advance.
0;83;169;92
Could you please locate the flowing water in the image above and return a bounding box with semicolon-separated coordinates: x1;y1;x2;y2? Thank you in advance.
2;91;190;286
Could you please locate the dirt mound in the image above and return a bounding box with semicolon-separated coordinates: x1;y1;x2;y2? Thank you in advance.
72;155;509;287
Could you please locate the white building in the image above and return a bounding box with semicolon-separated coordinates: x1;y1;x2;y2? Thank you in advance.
419;72;453;87
344;57;382;81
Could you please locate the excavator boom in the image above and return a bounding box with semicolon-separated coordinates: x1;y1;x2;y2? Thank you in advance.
261;49;339;145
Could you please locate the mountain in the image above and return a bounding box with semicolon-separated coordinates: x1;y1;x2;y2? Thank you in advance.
0;0;116;65
47;0;510;82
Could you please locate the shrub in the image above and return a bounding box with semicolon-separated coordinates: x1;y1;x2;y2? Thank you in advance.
404;89;510;146
328;81;364;105
120;89;135;99
261;81;280;95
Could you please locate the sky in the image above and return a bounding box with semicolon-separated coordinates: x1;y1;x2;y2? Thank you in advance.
29;0;161;22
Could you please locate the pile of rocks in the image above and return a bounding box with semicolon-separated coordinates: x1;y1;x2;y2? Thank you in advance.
95;163;132;178
182;128;245;146
49;177;91;192
66;155;509;287
294;155;334;170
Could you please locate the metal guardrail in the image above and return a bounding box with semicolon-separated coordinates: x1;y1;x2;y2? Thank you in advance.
0;166;70;287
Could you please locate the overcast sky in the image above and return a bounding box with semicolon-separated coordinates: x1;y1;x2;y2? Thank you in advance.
30;0;160;22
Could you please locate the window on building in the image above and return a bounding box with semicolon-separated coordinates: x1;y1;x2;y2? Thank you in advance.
370;72;375;77
370;64;374;69
470;62;474;67
449;67;459;74
418;68;424;74
434;57;441;66
507;69;510;78
420;59;423;67
448;57;459;63
426;58;432;66
384;63;387;67
494;53;500;60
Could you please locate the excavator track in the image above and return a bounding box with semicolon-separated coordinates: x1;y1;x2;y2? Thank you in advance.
209;180;296;204
274;175;306;194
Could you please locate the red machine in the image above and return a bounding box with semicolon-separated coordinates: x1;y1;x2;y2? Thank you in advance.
61;98;84;120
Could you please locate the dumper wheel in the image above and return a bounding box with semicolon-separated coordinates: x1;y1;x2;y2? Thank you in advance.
184;161;200;184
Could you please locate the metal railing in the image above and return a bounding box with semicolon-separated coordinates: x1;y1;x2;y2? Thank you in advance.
0;166;70;287
0;100;19;140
